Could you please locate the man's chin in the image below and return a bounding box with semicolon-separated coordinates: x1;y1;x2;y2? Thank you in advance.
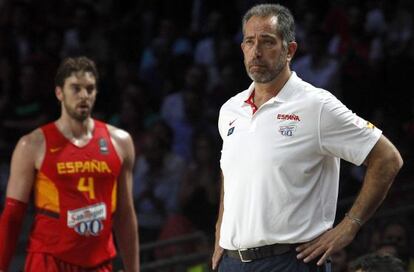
249;73;273;84
71;112;90;122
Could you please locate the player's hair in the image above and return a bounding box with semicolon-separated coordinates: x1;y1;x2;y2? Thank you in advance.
55;56;99;87
242;4;295;48
349;253;405;272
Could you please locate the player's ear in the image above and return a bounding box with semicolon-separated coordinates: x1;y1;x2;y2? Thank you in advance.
55;86;63;102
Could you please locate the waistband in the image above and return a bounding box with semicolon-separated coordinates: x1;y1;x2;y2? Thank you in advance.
225;243;296;262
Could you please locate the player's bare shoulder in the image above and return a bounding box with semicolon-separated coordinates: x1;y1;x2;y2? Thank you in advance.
14;128;46;169
106;124;135;163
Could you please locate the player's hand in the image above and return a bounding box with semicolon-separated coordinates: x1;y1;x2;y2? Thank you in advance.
211;245;224;270
295;218;361;265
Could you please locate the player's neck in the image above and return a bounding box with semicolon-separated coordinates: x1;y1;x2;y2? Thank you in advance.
56;116;94;141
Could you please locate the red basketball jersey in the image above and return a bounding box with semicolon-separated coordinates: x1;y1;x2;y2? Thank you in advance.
27;120;122;268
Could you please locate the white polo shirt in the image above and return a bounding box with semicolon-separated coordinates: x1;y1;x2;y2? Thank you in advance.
218;72;382;250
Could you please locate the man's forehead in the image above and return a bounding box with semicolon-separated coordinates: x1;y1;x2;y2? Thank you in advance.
244;15;279;36
65;71;96;84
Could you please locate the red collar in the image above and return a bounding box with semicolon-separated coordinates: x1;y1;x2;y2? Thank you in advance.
244;90;258;114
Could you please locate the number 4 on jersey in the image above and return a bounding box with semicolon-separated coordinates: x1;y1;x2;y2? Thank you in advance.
77;177;95;199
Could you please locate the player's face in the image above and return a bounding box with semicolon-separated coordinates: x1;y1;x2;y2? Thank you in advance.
56;72;97;121
241;16;289;83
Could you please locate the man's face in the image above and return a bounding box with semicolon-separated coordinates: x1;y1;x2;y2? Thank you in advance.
241;15;290;83
56;72;97;121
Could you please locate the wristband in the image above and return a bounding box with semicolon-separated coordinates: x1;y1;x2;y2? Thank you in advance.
345;213;363;227
0;197;28;270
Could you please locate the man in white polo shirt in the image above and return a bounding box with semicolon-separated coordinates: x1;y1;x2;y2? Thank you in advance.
212;3;403;272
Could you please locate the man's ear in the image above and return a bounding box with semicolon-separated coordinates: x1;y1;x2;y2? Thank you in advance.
287;41;298;62
55;86;63;102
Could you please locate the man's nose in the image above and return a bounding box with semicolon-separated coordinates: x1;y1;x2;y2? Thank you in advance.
253;43;262;58
78;88;89;98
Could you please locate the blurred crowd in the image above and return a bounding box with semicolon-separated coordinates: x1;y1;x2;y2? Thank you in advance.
0;0;413;271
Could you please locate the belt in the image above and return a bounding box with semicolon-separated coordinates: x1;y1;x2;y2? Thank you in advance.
225;243;294;262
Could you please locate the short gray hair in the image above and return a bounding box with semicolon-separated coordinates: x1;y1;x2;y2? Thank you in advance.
242;4;296;47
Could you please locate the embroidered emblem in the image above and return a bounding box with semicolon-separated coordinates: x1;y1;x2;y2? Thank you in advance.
277;113;301;121
279;125;296;136
366;121;375;129
229;119;237;126
227;127;235;136
98;138;109;154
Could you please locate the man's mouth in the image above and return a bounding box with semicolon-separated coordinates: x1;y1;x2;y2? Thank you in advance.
249;65;266;72
78;103;89;110
249;62;266;68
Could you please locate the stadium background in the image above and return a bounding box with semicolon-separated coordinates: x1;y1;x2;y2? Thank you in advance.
0;0;413;271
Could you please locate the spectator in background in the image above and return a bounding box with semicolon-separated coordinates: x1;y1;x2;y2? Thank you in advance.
97;59;141;120
208;63;247;123
179;130;220;236
330;4;374;117
379;220;414;271
376;242;400;258
114;80;156;147
364;0;387;63
161;64;209;161
2;60;48;146
331;248;348;272
384;0;413;58
0;56;13;115
8;2;34;63
151;131;221;266
194;11;224;86
349;253;405;272
293;8;319;58
194;10;241;90
292;28;340;96
133;120;186;244
0;55;14;152
61;3;109;62
139;19;192;98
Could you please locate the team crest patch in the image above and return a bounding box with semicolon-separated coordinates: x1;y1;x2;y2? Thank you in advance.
99;138;109;154
227;127;235;136
279;125;296;136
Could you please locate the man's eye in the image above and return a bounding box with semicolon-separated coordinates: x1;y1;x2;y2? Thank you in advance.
86;86;95;94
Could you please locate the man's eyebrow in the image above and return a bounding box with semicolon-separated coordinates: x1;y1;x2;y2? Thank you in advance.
68;83;96;88
259;33;277;38
244;33;277;39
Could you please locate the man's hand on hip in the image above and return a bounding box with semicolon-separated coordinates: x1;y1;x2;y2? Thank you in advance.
295;218;361;266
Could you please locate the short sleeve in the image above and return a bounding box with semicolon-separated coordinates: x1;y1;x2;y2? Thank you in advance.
218;107;226;141
319;95;382;166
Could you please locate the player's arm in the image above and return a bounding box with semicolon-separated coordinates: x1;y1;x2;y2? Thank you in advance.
212;172;224;270
0;129;44;271
110;127;139;272
296;135;403;265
